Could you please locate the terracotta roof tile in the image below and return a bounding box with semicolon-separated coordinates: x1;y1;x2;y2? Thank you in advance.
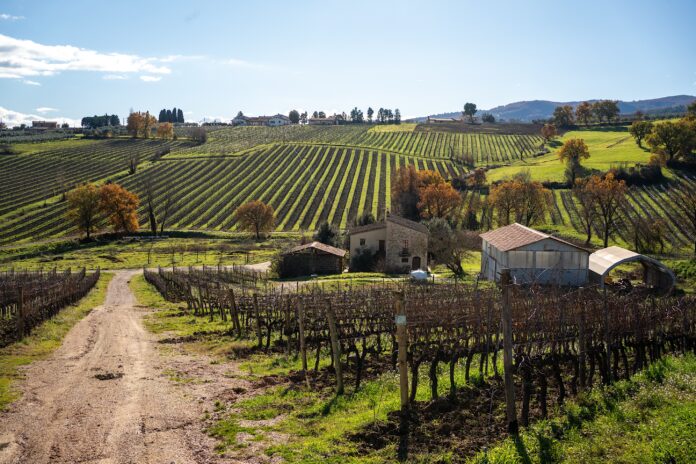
480;223;586;252
283;241;347;257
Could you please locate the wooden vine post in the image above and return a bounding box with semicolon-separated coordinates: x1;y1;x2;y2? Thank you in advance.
253;293;263;348
500;269;518;435
298;300;308;374
325;299;344;394
603;286;611;384
15;286;25;337
395;291;409;411
578;303;587;391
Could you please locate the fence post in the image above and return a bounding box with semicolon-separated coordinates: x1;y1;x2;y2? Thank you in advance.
325;299;344;395
252;293;263;348
298;300;308;376
603;287;611;384
578;303;587;391
15;286;25;339
395;291;409;410
500;269;518;435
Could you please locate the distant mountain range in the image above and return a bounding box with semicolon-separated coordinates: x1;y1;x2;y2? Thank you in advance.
413;95;696;123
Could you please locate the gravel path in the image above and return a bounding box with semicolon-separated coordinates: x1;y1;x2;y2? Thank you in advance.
0;270;226;464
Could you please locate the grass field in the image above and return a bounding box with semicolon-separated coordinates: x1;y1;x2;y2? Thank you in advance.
487;126;652;183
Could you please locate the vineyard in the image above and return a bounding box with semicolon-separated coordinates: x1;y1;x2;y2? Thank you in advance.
461;174;696;252
174;125;545;163
0;143;465;243
143;267;696;460
0;138;191;217
2;125;695;255
0;267;100;347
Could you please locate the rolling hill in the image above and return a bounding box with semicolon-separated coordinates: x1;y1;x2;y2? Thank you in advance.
414;95;696;122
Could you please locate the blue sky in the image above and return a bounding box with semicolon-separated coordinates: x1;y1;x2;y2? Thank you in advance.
1;0;695;126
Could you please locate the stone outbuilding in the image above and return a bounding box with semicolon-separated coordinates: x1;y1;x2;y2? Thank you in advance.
589;246;675;293
348;214;429;273
480;223;590;286
279;242;346;277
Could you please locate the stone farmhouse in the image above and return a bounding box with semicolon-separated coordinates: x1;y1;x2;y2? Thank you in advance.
348;214;429;273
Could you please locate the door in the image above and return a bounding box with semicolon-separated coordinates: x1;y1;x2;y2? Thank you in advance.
412;256;421;270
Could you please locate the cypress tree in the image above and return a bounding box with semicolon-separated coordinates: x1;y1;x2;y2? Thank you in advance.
177;108;184;123
171;107;177;123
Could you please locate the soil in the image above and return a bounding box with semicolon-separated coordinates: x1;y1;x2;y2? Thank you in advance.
0;270;254;464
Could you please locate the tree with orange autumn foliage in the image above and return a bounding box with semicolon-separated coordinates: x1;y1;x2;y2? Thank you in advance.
558;138;590;184
489;171;551;226
391;166;460;221
99;184;140;233
580;173;627;247
156;122;174;140
66;183;102;239
417;182;461;219
234;200;275;240
540;123;557;143
127;111;157;138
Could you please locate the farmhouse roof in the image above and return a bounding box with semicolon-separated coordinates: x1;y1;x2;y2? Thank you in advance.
271;114;290;120
348;214;429;235
283;241;347;257
480;223;586;252
348;222;386;234
386;214;429;234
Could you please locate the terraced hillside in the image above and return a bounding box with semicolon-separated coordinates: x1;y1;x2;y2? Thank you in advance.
0;138;191;216
174;125;544;163
0;143;464;243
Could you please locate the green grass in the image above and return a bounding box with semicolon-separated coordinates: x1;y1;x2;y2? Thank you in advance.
472;354;696;464
487;127;652;183
0;272;113;410
0;234;295;271
131;273;256;359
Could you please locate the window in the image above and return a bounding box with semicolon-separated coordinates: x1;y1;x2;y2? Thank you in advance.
402;258;409;263
360;238;366;246
403;240;409;248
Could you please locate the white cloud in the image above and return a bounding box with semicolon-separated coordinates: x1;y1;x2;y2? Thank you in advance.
36;107;58;113
0;33;172;81
221;58;271;70
139;75;161;82
23;79;40;86
0;106;80;128
0;13;24;21
103;74;128;80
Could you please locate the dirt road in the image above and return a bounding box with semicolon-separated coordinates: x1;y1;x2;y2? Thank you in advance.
0;270;223;464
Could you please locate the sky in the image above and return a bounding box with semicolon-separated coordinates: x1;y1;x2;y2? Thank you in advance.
1;0;695;126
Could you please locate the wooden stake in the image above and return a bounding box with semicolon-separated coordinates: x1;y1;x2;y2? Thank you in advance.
253;293;262;348
326;299;344;394
500;269;518;435
395;291;409;410
298;300;308;374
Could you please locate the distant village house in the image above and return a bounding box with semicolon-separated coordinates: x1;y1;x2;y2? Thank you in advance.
31;121;58;130
231;114;291;127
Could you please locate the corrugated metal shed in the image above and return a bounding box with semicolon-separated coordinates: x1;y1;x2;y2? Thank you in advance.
589;246;675;292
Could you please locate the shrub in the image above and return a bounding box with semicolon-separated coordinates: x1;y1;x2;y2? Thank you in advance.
350;247;376;272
